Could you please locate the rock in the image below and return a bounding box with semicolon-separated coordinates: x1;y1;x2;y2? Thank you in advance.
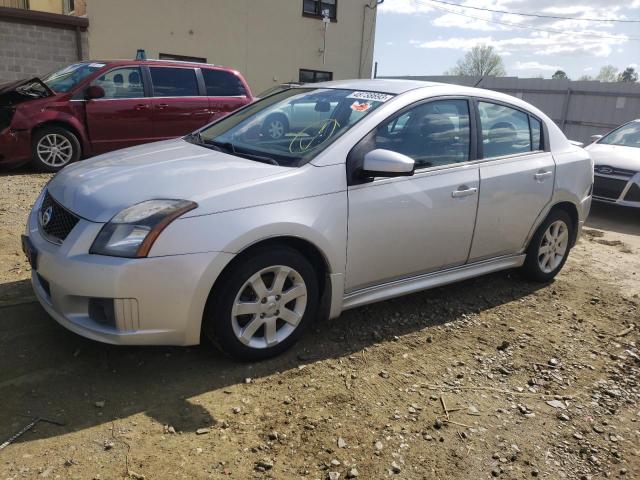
374;441;384;451
573;432;584;440
546;399;566;410
531;469;539;477
94;401;105;408
328;472;340;480
379;370;389;379
196;428;210;435
434;419;443;429
497;340;510;351
244;377;252;384
491;467;501;477
391;462;402;474
255;459;274;471
330;459;341;467
426;336;433;343
128;472;145;480
468;405;481;416
346;467;359;478
557;413;571;421
232;406;241;414
337;437;347;448
548;358;559;367
103;440;114;450
592;425;605;434
268;431;279;440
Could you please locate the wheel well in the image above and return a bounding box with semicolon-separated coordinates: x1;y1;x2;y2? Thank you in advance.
550;202;579;246
209;236;330;308
32;121;84;155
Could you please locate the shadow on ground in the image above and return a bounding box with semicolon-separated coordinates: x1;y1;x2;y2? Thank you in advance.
587;202;640;237
0;269;545;445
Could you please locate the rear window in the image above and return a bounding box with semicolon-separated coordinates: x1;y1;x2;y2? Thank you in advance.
150;67;199;97
202;69;246;96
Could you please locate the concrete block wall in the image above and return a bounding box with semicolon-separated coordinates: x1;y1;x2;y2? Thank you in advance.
0;8;88;83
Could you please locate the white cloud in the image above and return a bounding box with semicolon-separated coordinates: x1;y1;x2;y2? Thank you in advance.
514;61;562;71
629;63;638;69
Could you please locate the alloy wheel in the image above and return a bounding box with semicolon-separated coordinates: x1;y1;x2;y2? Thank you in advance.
267;119;285;139
37;134;73;167
537;220;569;273
231;265;307;349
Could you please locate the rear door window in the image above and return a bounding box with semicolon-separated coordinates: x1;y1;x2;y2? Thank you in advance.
150;67;199;97
201;69;247;96
530;116;543;151
478;102;532;158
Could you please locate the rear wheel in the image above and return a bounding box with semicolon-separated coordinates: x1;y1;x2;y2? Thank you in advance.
203;246;319;361
31;126;81;172
521;209;573;282
262;114;289;140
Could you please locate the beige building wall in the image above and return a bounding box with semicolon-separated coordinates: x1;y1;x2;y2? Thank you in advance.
86;0;378;93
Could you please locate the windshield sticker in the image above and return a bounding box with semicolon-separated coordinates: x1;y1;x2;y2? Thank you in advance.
346;91;393;102
88;63;106;68
350;101;371;112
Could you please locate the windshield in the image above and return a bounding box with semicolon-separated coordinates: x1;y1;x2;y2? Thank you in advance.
42;62;106;93
599;121;640;148
192;88;393;166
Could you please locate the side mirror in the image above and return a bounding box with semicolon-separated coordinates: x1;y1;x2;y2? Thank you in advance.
314;100;331;112
362;149;415;178
85;85;105;100
590;134;603;142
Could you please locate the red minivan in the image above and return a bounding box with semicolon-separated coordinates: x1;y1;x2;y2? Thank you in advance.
0;60;253;172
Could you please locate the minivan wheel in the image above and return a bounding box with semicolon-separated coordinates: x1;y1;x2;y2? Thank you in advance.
521;209;573;282
262;114;289;140
203;246;319;361
31;126;81;172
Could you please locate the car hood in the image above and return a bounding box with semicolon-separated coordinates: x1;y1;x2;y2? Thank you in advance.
0;77;54;105
585;143;640;171
47;139;296;222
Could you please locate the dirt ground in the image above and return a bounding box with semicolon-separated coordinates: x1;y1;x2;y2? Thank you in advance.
0;169;638;480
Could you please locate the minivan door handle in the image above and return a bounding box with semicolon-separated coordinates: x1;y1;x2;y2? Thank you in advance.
134;103;150;110
155;103;169;110
451;186;478;198
534;170;553;182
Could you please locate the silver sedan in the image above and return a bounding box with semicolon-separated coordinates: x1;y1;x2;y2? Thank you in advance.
24;80;593;360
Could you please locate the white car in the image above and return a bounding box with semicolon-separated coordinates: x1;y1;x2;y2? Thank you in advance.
585;119;640;208
23;80;593;360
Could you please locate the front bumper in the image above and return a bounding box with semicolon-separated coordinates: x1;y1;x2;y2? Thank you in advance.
0;127;31;167
593;172;640;208
26;199;234;346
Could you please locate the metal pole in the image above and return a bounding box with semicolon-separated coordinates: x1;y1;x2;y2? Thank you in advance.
560;89;572;132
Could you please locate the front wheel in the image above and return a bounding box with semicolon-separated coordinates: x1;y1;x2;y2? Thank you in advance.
521;209;573;282
31;126;81;172
203;246;319;361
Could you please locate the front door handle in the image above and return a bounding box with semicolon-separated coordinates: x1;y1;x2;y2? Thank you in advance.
534;170;553;181
155;103;169;110
452;186;478;198
134;103;150;110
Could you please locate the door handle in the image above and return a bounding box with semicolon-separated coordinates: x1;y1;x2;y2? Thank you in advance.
534;170;553;181
134;103;150;110
451;186;478;198
155;103;169;110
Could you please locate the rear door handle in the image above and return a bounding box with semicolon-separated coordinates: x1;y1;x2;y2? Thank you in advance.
534;170;553;181
134;103;150;110
452;186;478;198
155;103;169;110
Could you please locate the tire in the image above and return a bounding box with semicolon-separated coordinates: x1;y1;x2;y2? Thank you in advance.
31;126;81;172
261;114;289;140
203;246;319;361
521;209;574;282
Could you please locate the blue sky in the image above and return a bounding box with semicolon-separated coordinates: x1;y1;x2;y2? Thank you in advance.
373;0;640;79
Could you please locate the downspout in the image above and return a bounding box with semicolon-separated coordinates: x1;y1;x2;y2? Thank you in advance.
359;0;383;78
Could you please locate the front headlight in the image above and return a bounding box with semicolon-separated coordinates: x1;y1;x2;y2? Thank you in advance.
90;199;197;258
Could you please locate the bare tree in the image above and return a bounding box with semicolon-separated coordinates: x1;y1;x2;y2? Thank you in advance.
448;44;506;77
552;70;568;80
618;66;639;83
596;65;618;82
578;75;593;81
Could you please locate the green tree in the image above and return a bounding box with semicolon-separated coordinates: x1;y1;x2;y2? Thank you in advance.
618;66;639;83
552;70;568;80
448;44;506;77
596;65;618;82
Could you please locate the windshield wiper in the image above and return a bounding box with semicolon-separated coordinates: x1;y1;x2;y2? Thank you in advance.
205;140;279;166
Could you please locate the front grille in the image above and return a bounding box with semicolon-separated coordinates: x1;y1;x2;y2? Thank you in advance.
594;165;636;178
624;183;640;202
593;176;628;200
39;191;80;243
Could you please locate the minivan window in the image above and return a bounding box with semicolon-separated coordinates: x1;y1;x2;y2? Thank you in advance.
42;62;105;93
202;69;246;96
373;99;471;169
93;67;144;99
478;102;532;158
193;88;392;167
150;67;199;97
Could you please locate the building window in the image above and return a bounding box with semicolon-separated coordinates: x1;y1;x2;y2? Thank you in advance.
299;69;333;83
303;0;337;20
159;53;207;64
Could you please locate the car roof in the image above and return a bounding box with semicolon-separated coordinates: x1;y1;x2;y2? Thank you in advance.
85;59;238;71
306;78;441;94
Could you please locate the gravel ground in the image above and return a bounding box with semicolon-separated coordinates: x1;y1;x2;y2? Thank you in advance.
0;169;638;480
